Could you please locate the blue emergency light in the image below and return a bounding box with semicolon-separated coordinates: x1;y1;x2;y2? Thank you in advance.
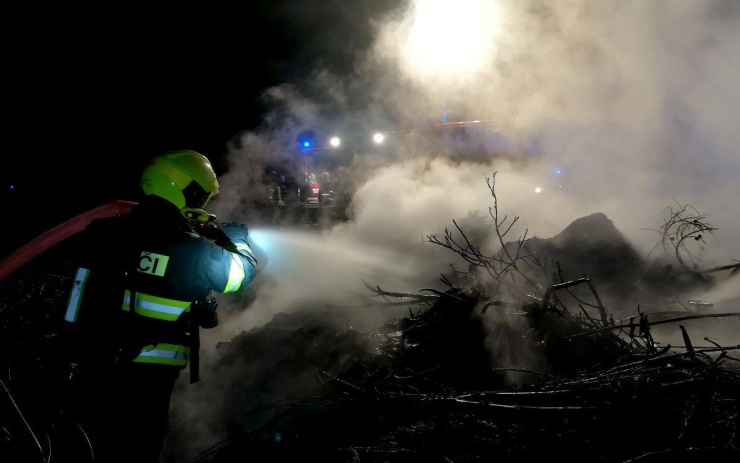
298;131;315;151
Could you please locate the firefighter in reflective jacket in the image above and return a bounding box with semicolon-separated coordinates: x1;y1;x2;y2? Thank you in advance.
303;172;321;225
60;150;265;463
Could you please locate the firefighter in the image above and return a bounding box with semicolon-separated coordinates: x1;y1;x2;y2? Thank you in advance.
319;171;336;224
60;150;265;463
302;172;321;225
267;170;286;227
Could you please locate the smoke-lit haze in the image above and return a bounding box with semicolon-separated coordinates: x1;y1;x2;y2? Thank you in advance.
215;0;738;315
167;1;740;457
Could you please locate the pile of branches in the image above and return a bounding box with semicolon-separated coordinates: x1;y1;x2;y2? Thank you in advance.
191;280;739;463
191;173;739;463
0;242;82;463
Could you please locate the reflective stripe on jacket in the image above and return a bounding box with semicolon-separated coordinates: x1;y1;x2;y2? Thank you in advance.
122;290;191;321
132;343;190;367
64;267;91;323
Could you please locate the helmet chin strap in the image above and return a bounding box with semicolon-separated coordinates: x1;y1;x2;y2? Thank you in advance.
181;207;218;223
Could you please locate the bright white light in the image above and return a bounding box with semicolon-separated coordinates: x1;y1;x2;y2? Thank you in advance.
404;0;501;81
329;136;341;147
373;133;385;144
245;228;271;252
534;187;542;194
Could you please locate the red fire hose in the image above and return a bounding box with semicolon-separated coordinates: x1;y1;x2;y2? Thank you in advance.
0;200;136;282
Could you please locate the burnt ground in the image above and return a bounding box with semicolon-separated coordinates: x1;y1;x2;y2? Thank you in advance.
1;213;739;463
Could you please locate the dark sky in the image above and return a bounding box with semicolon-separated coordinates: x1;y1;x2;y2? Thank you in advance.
2;1;401;258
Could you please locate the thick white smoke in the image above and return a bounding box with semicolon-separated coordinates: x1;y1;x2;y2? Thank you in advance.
220;0;738;319
166;1;740;458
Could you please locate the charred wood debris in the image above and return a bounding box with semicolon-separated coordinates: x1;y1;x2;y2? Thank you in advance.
1;172;739;463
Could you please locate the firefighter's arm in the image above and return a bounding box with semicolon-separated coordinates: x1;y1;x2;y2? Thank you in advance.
203;222;265;294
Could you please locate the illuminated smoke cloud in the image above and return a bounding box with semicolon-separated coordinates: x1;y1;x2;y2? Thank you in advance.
167;1;740;458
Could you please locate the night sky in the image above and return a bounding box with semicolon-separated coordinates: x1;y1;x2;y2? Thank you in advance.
2;1;400;259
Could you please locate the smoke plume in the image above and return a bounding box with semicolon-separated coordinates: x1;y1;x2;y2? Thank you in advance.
166;1;740;458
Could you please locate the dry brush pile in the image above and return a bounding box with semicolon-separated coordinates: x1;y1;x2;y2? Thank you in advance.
182;173;740;463
1;172;739;463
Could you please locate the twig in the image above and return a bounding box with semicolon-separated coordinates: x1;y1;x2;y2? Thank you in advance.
0;377;44;458
565;312;740;339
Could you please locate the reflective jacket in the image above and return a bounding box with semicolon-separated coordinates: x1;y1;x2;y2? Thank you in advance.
305;181;321;208
62;196;258;369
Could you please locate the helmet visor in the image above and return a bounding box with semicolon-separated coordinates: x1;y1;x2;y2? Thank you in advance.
182;181;213;209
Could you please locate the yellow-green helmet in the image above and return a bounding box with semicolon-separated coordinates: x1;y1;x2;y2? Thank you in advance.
140;150;219;221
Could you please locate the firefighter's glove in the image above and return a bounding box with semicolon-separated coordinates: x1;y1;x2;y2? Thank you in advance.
219;222;249;246
192;296;219;329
